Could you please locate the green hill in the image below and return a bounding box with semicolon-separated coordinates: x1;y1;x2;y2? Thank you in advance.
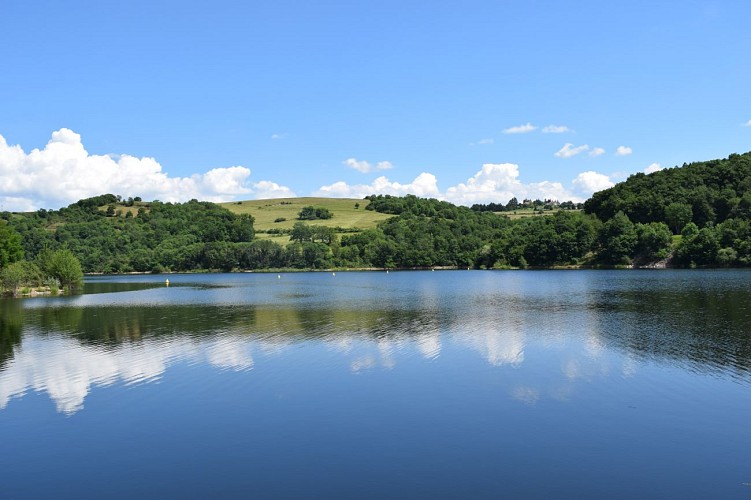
220;197;392;244
585;151;751;226
4;150;751;275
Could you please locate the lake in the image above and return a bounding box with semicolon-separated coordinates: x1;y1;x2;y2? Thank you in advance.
1;270;750;498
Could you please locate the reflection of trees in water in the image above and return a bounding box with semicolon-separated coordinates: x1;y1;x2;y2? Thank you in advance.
591;286;751;376
0;305;444;414
29;305;258;344
23;303;435;347
0;300;23;370
5;280;751;379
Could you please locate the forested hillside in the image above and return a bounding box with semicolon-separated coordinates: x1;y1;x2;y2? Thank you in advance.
585;151;751;266
3;195;255;273
585;152;751;226
2;151;751;277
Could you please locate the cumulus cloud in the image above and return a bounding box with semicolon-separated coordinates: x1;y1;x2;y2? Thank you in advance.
615;145;633;156
444;163;522;204
343;158;394;173
314;173;440;199
644;162;662;174
252;180;296;199
444;163;570;205
542;125;571;133
0;129;294;211
503;123;537;134
589;147;606;157
572;171;615;194
555;143;589;158
315;162;617;206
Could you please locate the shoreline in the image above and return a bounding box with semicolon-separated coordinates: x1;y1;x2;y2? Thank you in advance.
82;263;693;277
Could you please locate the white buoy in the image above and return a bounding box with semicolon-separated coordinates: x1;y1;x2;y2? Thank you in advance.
332;272;336;276
277;274;281;279
165;278;170;287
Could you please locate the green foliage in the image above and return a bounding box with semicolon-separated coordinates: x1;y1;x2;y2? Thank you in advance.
201;241;238;271
0;222;24;268
6;198;256;274
1;262;28;296
237;240;285;269
585;152;751;228
290;223;337;244
580;151;751;267
1;260;46;296
291;222;313;242
675;225;720;267
477;211;598;268
635;222;672;260
664;203;693;234
470;197;583;213
47;249;84;289
598;212;637;264
298;206;333;220
717;247;738;267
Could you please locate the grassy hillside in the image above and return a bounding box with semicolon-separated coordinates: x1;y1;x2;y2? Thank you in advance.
500;208;580;220
220;197;392;231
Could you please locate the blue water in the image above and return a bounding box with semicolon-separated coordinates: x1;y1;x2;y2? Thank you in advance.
1;270;750;498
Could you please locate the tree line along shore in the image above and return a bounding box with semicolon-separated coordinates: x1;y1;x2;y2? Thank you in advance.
2;151;751;295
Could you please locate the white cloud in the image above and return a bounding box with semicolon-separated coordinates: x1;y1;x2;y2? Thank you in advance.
343;157;394;173
615;145;632;156
252;180;296;199
270;133;285;140
741;119;751;127
201;166;254;195
542;125;571;134
503;123;537;134
469;138;494;146
589;147;606;157
444;163;522;204
0;129;294;211
314;172;440;199
444;163;570;205
314;162;618;206
644;162;662;174
555;143;589;158
572;171;615;194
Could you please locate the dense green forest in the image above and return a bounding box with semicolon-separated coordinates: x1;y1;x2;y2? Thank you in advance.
585;151;751;266
1;152;751;286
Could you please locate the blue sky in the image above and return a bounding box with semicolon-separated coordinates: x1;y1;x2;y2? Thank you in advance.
1;0;749;211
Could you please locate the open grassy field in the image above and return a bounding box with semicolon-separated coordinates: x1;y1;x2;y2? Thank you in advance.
501;208;582;219
220;197;393;232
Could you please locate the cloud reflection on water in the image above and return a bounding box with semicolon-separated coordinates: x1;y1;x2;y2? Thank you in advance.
0;333;257;414
3;270;751;414
0;300;612;414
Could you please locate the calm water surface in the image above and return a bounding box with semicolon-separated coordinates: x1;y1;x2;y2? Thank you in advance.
1;270;750;498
